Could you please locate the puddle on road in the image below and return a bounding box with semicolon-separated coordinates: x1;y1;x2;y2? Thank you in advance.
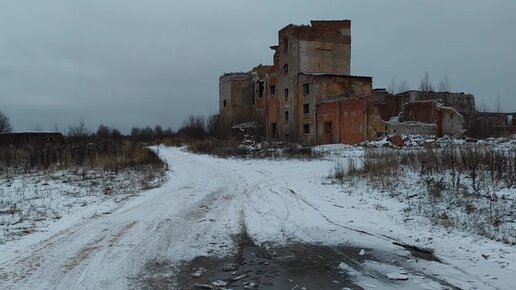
176;243;368;290
134;224;456;289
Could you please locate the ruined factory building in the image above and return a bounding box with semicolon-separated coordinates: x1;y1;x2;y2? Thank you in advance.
219;20;378;145
219;20;514;145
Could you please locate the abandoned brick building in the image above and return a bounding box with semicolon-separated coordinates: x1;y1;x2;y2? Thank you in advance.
220;20;379;145
373;89;516;138
219;20;516;145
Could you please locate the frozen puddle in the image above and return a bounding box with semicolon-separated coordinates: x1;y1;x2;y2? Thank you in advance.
170;243;458;290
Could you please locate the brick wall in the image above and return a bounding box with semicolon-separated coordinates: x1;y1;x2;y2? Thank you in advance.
316;97;369;145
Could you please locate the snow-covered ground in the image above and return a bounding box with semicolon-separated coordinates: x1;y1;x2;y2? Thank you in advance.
0;146;515;289
0;168;164;245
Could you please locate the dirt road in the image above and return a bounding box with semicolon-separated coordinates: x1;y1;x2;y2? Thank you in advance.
0;147;505;289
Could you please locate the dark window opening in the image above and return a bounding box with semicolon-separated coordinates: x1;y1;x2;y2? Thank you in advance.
258;81;264;98
284;88;289;101
303;83;310;95
283;64;288;75
284;111;289;122
303;104;309;114
223;100;227;107
283;38;289;53
324;122;333;134
270;85;276;95
303;124;310;135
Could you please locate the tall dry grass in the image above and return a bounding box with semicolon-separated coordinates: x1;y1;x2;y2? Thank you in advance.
0;140;164;173
330;146;516;244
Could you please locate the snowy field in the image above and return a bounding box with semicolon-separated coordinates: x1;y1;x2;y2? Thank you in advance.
0;145;515;289
0;168;165;245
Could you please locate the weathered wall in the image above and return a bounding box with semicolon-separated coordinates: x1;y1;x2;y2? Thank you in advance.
396;91;476;114
299;40;350;75
437;106;464;136
400;101;436;123
385;121;437;136
219;73;253;123
251;65;273;121
316;97;369;145
373;89;404;121
463;112;516;138
295;74;372;145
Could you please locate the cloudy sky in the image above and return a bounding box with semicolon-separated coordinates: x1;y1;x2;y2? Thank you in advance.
1;0;515;132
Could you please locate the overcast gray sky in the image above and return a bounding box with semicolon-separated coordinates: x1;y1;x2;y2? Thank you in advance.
1;0;515;132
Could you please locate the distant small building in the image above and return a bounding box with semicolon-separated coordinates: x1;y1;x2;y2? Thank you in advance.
0;132;64;147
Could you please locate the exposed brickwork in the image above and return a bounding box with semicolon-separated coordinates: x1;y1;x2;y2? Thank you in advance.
401;101;436;123
372;89;403;120
317;97;370;145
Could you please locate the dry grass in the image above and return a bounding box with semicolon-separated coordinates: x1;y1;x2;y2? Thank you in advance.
330;146;516;244
0;140;164;173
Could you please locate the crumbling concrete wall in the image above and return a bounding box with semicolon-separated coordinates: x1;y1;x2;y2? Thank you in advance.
396;91;476;114
463;112;516;138
219;73;254;124
437;105;464;136
295;20;351;75
385;121;437;136
372;89;404;121
251;65;273;122
400;100;436;123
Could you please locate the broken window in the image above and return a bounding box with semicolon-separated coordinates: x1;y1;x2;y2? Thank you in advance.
270;85;276;95
324;122;332;134
303;124;310;135
303;104;309;114
284;88;289;101
303;83;309;95
258;81;264;98
284;111;289;122
223;100;227;107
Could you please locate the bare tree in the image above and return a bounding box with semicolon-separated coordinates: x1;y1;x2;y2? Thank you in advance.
397;80;410;93
96;124;111;139
496;90;502;113
438;74;452;92
388;79;410;94
418;71;434;92
177;115;206;140
476;100;490;112
0;111;13;132
68;118;90;139
388;79;397;94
